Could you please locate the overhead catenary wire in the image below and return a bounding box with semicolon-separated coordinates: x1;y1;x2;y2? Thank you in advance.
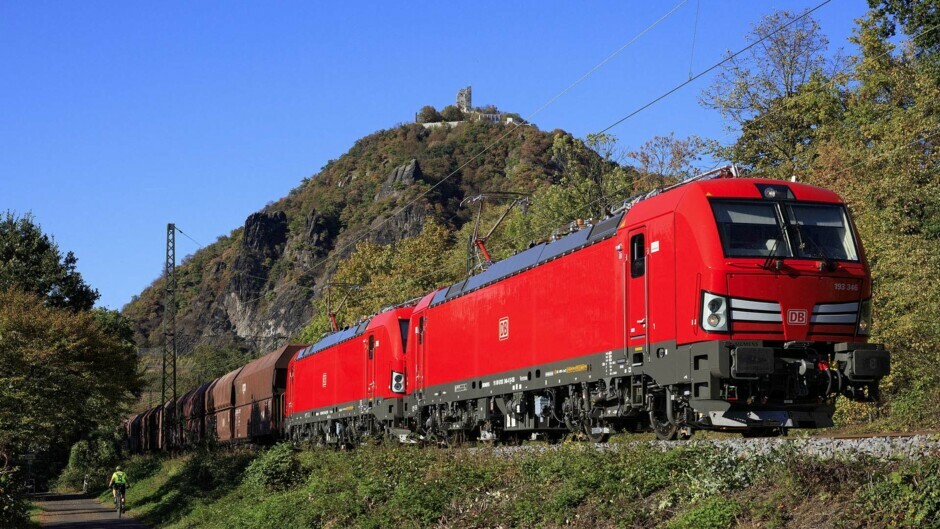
180;2;824;315
597;0;833;135
688;0;701;80
174;226;204;249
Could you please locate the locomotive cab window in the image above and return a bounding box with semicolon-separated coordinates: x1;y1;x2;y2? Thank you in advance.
712;201;785;257
630;234;645;277
399;319;409;353
711;200;859;261
784;204;859;261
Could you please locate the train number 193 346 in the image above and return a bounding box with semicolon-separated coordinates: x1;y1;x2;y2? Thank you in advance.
834;283;859;291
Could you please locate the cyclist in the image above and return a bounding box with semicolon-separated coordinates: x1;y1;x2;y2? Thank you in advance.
108;466;129;508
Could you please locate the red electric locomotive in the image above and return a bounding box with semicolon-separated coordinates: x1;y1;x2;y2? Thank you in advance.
399;167;889;441
127;167;890;450
285;307;412;444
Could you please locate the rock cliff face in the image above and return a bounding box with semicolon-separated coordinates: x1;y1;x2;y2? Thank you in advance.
375;158;421;201
123;120;566;354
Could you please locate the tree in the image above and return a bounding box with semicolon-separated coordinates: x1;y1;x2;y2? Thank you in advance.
295;221;458;341
702;10;841;176
870;0;940;57
440;105;465;122
0;211;99;311
499;133;636;250
626;133;716;190
179;343;254;390
0;289;141;463
417;105;442;123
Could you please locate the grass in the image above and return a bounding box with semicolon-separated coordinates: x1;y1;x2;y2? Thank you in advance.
27;502;42;527
110;441;940;529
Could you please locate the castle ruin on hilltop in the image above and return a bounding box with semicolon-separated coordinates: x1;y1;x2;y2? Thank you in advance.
417;86;516;128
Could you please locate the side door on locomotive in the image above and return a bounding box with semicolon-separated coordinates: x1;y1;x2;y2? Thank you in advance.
623;212;688;405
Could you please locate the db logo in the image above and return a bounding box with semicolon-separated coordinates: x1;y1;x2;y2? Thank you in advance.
498;317;509;341
787;309;808;325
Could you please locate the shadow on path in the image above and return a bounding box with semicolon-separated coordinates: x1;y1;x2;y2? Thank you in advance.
33;492;150;528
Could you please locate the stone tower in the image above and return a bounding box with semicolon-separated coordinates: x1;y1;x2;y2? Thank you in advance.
456;86;472;112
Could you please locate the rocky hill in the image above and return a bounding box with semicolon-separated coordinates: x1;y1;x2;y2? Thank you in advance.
122;119;572;356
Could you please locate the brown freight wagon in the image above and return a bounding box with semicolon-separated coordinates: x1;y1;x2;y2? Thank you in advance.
125;414;142;454
158;400;176;450
232;344;307;442
143;406;161;452
206;367;243;443
181;382;210;446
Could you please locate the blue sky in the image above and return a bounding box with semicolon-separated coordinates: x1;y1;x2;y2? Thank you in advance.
0;1;870;309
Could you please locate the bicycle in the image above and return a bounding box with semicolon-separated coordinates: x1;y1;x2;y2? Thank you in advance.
113;484;126;518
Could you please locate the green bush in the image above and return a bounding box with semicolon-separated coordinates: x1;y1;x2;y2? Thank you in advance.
56;436;122;492
668;497;741;529
178;448;254;496
859;458;940;527
243;443;305;492
0;471;30;528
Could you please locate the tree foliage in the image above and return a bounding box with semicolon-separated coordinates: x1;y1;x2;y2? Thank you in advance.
417;105;442;123
440;105;465;122
0;211;99;311
870;0;940;57
702;10;843;176
296;221;459;340
179;343;256;390
0;289;142;462
626;133;716;188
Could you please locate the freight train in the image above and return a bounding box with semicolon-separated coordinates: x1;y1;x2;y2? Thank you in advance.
126;167;890;449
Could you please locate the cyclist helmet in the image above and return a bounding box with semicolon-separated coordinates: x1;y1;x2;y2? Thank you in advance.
115;466;122;471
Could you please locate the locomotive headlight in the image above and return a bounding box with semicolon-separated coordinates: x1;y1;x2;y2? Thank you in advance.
707;298;723;313
857;298;872;336
701;292;729;332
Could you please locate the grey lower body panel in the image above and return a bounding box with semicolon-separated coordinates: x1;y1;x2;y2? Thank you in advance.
406;347;642;414
707;408;834;429
286;396;404;430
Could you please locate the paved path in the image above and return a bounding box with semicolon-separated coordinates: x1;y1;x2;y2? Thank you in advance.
34;493;149;529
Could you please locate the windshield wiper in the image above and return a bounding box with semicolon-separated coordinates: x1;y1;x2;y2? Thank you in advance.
762;239;781;270
792;222;836;272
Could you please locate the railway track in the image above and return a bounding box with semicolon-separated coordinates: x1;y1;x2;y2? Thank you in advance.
819;430;939;440
464;430;940;460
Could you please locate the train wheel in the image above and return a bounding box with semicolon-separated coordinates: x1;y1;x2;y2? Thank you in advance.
650;395;678;441
651;414;678;441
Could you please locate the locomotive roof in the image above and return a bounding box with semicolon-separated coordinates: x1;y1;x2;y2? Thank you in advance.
694;177;843;202
296;319;371;359
296;305;414;360
430;211;625;307
624;177;844;223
